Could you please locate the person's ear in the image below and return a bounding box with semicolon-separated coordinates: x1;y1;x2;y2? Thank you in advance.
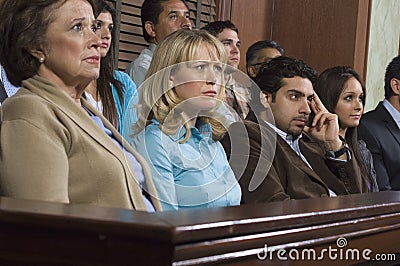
259;92;271;108
390;78;400;95
247;66;257;78
145;21;156;39
29;49;46;64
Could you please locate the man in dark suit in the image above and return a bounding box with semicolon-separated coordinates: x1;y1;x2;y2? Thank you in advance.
358;56;400;191
222;56;368;203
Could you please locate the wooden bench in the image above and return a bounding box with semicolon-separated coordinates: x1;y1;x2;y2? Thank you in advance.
0;191;399;265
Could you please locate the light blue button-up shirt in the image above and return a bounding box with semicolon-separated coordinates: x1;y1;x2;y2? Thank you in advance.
131;119;241;211
0;64;19;100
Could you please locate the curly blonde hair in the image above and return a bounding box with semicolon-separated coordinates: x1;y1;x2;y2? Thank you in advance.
134;29;229;143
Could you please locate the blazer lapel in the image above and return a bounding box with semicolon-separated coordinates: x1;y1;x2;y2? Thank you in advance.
300;137;351;195
385;120;400;145
255;117;328;190
83;103;162;211
276;135;329;191
0;75;8;103
378;104;400;146
125;145;162;211
25;77;126;158
22;76;160;211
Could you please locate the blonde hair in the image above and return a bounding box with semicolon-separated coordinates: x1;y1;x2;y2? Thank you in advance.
134;29;228;143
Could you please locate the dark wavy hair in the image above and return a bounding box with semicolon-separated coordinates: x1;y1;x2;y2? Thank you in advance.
201;20;238;37
141;0;189;43
314;66;370;188
254;56;317;102
94;0;124;129
384;55;400;99
0;0;95;86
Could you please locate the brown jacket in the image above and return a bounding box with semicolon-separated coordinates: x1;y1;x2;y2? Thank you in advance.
221;112;368;203
0;75;161;211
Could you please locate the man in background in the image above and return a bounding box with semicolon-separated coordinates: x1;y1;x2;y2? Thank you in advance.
245;40;285;116
125;0;192;86
358;55;400;190
246;40;284;79
202;20;250;119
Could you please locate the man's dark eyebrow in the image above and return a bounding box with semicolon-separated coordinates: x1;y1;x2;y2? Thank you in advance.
287;90;315;100
287;89;305;97
167;10;190;15
221;39;233;43
307;93;315;100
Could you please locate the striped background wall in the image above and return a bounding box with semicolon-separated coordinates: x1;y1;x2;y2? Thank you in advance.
106;0;217;71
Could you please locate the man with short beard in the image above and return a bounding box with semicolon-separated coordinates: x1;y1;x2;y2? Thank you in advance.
125;0;192;87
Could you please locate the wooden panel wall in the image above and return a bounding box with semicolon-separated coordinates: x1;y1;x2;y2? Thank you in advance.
117;0;145;71
271;0;370;77
188;0;217;28
112;0;370;77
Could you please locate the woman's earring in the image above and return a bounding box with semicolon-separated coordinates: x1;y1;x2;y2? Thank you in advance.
39;57;45;63
168;80;174;90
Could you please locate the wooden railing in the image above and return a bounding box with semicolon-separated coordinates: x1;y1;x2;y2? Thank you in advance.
0;192;399;265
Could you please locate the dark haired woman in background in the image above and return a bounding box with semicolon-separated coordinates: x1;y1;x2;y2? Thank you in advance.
314;66;379;192
85;0;137;135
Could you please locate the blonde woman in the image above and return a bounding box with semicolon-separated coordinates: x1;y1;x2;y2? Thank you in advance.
129;29;241;211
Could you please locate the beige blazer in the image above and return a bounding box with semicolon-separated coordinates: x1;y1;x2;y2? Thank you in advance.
0;76;161;211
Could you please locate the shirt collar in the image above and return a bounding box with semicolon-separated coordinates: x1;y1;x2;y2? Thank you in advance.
151;118;213;143
383;99;400;128
264;121;302;141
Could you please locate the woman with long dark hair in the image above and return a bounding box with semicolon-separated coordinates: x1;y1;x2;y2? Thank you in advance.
85;0;137;133
314;66;379;192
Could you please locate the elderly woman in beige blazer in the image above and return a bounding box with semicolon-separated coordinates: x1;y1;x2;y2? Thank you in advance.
0;0;161;211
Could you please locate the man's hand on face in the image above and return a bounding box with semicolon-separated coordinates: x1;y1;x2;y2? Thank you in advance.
303;93;343;151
